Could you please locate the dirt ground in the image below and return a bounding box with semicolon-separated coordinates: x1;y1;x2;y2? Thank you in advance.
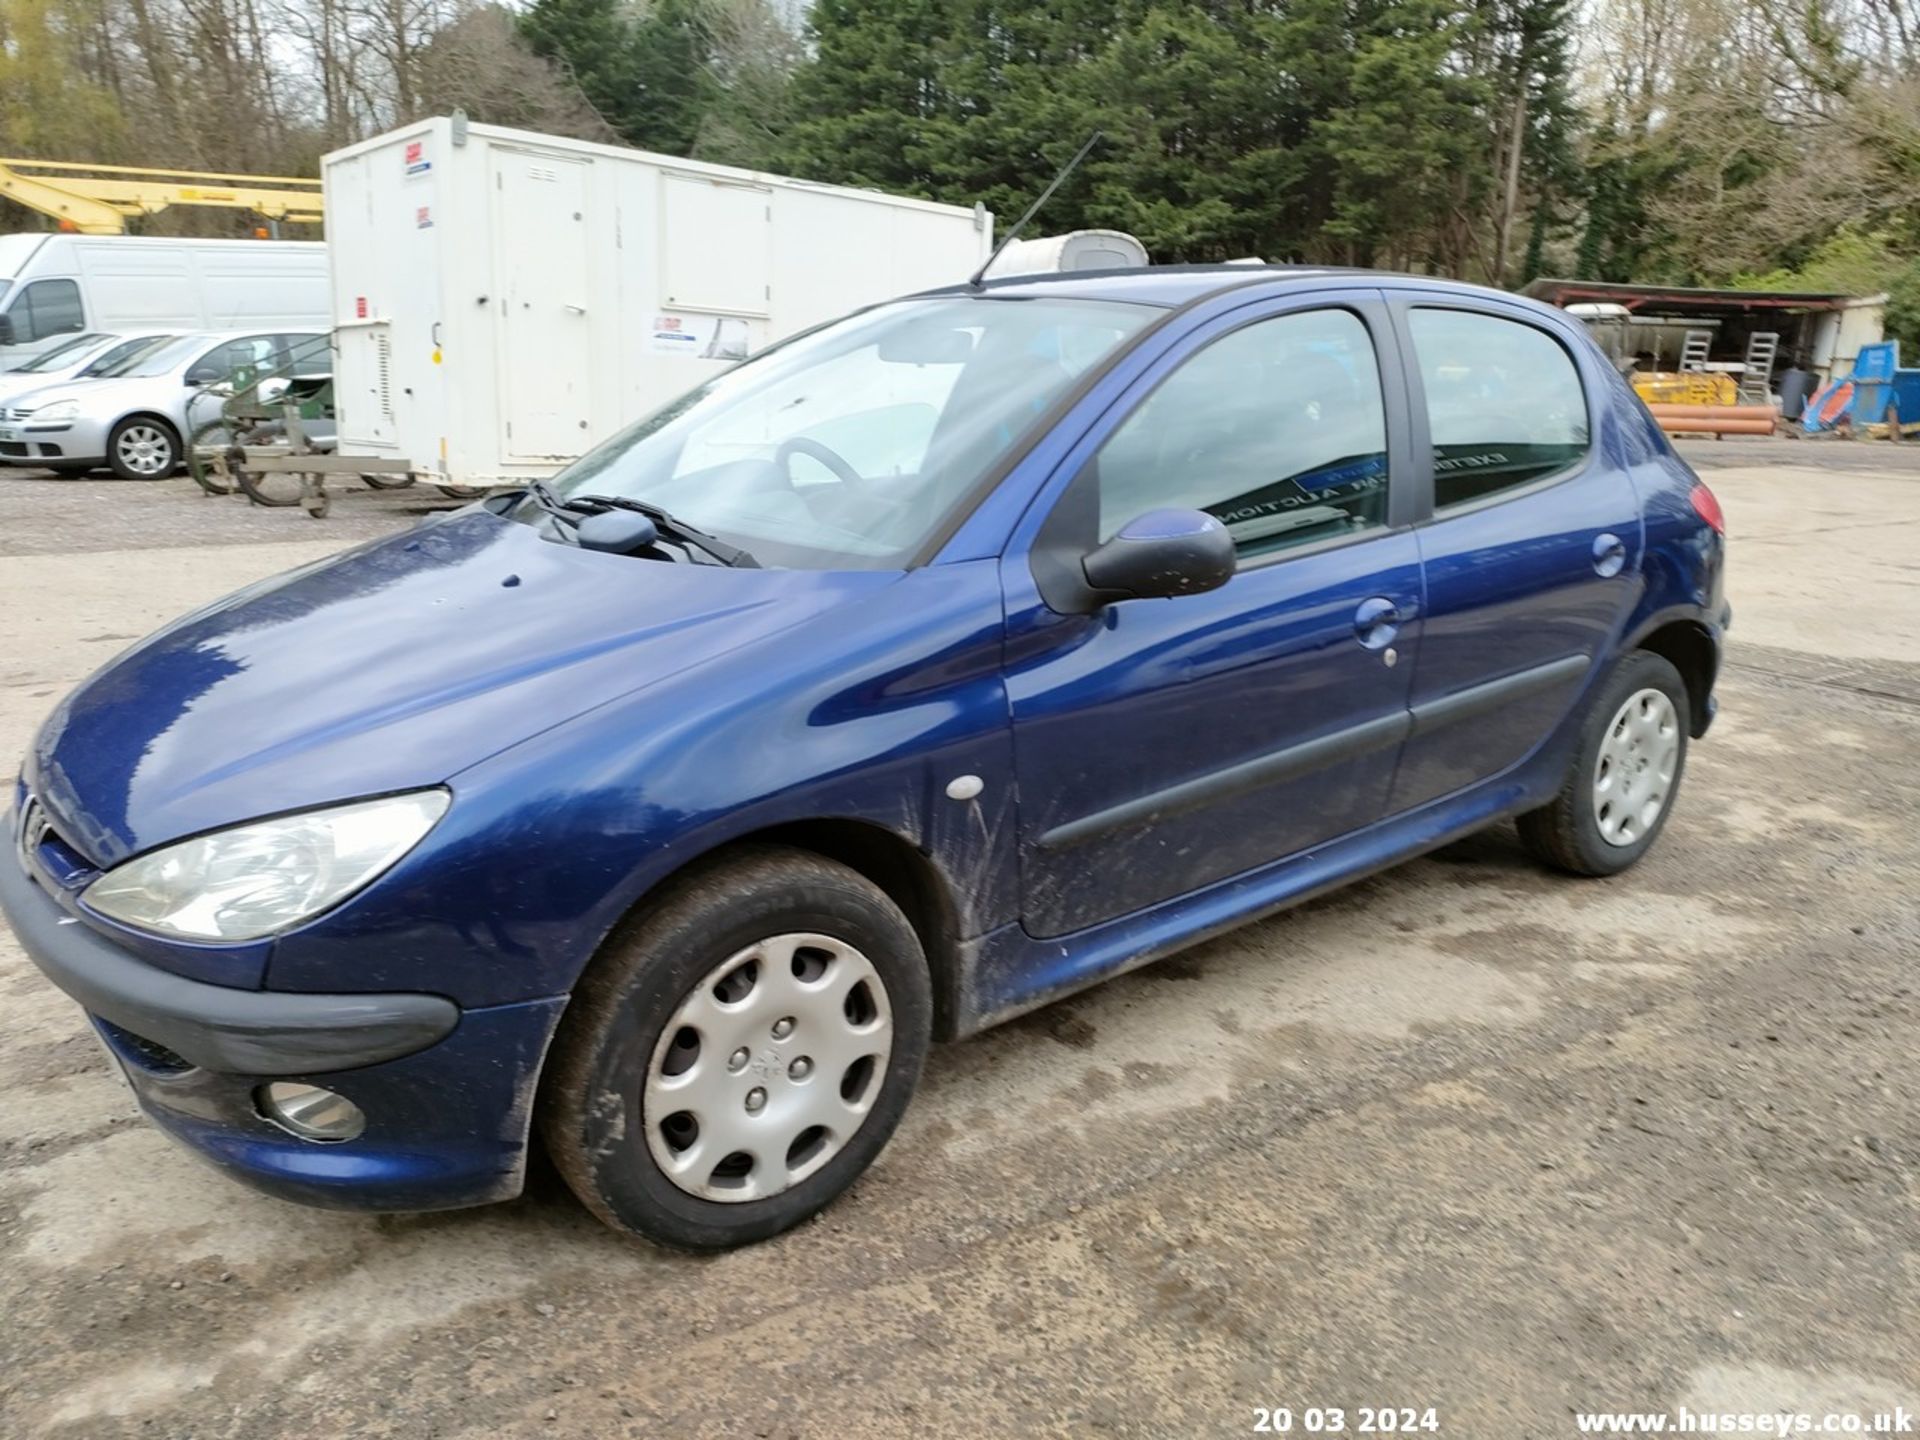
0;444;1915;1439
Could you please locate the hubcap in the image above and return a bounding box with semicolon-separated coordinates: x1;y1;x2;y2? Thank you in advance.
642;932;893;1203
117;424;173;476
1593;687;1680;847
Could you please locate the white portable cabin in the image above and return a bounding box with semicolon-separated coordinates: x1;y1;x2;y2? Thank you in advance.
0;233;327;367
985;229;1148;279
322;117;994;487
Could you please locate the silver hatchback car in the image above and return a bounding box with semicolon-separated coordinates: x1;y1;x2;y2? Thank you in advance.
0;329;328;480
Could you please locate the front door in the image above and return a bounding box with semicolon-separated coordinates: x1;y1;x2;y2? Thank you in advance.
1385;296;1644;812
1004;296;1422;937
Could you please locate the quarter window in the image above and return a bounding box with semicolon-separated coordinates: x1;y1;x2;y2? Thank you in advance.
1407;308;1589;510
1093;308;1391;558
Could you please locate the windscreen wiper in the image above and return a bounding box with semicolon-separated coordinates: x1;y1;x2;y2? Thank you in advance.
565;492;761;569
519;482;760;568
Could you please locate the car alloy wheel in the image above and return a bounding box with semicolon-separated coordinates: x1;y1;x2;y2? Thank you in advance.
1592;687;1680;847
114;422;175;477
643;932;893;1203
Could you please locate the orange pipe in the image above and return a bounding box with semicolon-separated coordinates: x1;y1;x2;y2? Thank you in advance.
1652;417;1775;435
1646;403;1778;421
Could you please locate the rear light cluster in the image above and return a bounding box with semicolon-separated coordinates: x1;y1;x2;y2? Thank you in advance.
1689;481;1726;535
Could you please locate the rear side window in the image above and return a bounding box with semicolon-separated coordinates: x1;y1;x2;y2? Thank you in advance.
8;279;85;343
1408;308;1588;510
1093;307;1391;558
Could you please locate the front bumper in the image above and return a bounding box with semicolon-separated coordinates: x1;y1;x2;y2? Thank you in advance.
0;416;107;465
2;813;568;1211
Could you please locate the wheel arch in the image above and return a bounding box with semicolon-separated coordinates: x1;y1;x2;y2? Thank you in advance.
1632;616;1718;736
111;410;183;443
603;817;969;1042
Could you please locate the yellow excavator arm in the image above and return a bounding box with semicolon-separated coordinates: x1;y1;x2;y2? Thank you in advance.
0;158;322;234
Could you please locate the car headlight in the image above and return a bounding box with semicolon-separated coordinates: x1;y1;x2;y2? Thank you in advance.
83;790;450;941
27;399;79;423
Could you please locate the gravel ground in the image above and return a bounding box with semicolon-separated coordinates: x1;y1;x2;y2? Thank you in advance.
0;444;1915;1439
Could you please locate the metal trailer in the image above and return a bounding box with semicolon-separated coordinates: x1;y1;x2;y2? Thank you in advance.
301;115;994;510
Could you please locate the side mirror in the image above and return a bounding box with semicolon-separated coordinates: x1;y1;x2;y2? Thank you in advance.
1082;507;1236;602
0;315;15;347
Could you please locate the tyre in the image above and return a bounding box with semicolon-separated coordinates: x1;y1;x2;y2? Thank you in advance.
237;465;307;508
106;416;181;481
541;845;931;1250
359;472;415;490
187;421;242;496
1517;650;1689;876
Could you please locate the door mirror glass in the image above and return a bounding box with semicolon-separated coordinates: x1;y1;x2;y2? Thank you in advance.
1082;507;1236;602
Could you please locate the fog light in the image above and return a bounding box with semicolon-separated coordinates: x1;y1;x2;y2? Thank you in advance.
256;1082;366;1142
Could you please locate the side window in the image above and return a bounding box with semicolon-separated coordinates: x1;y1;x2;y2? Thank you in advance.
1407;308;1589;509
8;279;85;343
1093;308;1391;558
283;334;332;378
188;335;279;385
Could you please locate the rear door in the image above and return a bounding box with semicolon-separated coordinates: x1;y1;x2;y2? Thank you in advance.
1004;292;1423;937
1386;293;1643;812
491;148;592;461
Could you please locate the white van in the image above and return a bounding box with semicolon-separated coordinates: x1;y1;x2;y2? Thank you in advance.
0;234;328;368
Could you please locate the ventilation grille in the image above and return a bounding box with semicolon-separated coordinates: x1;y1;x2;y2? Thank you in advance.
376;333;393;421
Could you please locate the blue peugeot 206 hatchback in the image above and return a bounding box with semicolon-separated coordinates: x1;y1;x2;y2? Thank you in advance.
3;267;1728;1249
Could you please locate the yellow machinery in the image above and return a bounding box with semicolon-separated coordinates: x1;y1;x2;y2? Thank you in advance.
0;158;322;235
1631;370;1740;407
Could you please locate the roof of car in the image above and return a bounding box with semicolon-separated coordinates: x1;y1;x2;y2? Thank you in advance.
914;263;1531;311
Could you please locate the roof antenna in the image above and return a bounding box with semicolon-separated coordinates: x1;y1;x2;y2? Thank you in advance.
968;131;1103;289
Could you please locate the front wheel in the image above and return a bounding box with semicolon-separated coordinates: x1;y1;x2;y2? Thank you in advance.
1517;650;1689;876
106;416;180;481
187;421;243;495
541;846;931;1250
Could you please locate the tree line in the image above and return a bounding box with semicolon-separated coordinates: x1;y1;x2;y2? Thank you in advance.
2;0;1918;325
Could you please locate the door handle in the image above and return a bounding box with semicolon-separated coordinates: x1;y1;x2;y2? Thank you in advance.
1354;596;1401;650
1591;532;1627;578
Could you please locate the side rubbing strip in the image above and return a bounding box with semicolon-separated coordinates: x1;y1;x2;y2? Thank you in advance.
1037;711;1412;852
1409;653;1591;734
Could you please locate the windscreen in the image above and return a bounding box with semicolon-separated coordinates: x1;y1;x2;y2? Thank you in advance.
86;334;178;377
116;334;209;379
6;332;105;372
531;295;1156;570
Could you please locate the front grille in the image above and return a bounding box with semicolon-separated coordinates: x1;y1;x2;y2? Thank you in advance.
3;406;32;422
0;442;25;457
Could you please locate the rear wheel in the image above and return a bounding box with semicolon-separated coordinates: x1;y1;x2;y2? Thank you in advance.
106;416;179;481
541;846;931;1250
1518;650;1689;876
